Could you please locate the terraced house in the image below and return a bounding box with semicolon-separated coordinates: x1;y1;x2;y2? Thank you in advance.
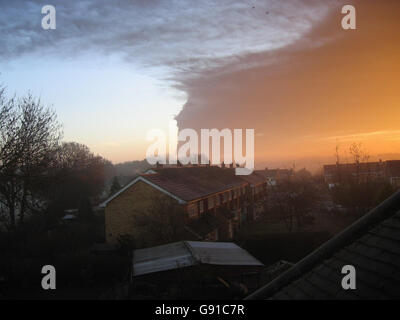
100;165;267;244
323;160;400;188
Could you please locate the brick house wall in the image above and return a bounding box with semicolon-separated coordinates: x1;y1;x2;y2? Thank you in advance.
105;180;178;243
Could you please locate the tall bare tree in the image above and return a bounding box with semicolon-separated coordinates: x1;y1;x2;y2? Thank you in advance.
0;88;62;228
349;142;370;164
269;170;316;232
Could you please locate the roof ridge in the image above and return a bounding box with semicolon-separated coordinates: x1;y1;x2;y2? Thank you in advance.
183;241;200;263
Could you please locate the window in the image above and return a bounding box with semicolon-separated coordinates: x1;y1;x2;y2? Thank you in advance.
208;196;215;209
187;202;198;219
199;200;204;213
205;230;218;241
216;194;221;206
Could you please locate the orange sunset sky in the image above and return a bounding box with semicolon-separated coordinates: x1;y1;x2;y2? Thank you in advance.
175;0;400;171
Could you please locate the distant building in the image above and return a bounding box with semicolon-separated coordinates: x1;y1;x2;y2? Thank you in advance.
255;168;294;186
323;160;400;188
385;160;400;188
100;166;268;243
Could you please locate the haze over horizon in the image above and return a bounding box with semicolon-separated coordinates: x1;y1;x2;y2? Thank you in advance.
1;0;399;171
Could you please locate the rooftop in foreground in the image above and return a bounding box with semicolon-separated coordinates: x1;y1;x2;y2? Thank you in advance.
246;190;400;300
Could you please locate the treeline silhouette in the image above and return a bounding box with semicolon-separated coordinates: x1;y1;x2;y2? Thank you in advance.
0;86;129;299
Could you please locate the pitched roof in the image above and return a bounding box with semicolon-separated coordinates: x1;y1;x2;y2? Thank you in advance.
133;241;264;277
100;166;258;207
99;175;187;207
239;172;266;186
143;167;248;202
246;190;400;300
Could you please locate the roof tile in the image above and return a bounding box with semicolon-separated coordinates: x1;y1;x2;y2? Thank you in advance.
249;196;400;299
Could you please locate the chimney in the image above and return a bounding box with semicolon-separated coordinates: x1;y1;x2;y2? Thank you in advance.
156;162;163;169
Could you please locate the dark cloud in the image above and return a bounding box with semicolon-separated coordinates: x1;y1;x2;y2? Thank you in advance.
0;0;334;72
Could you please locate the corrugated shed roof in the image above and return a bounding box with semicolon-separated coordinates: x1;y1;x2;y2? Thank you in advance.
246;190;400;300
133;241;196;277
133;241;264;277
186;241;264;266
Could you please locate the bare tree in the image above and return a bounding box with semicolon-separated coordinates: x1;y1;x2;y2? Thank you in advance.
329;142;394;216
335;141;340;164
349;142;370;164
269;170;316;232
348;142;371;181
0;89;62;228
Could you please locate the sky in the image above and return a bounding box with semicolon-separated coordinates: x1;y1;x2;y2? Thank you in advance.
0;0;399;170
